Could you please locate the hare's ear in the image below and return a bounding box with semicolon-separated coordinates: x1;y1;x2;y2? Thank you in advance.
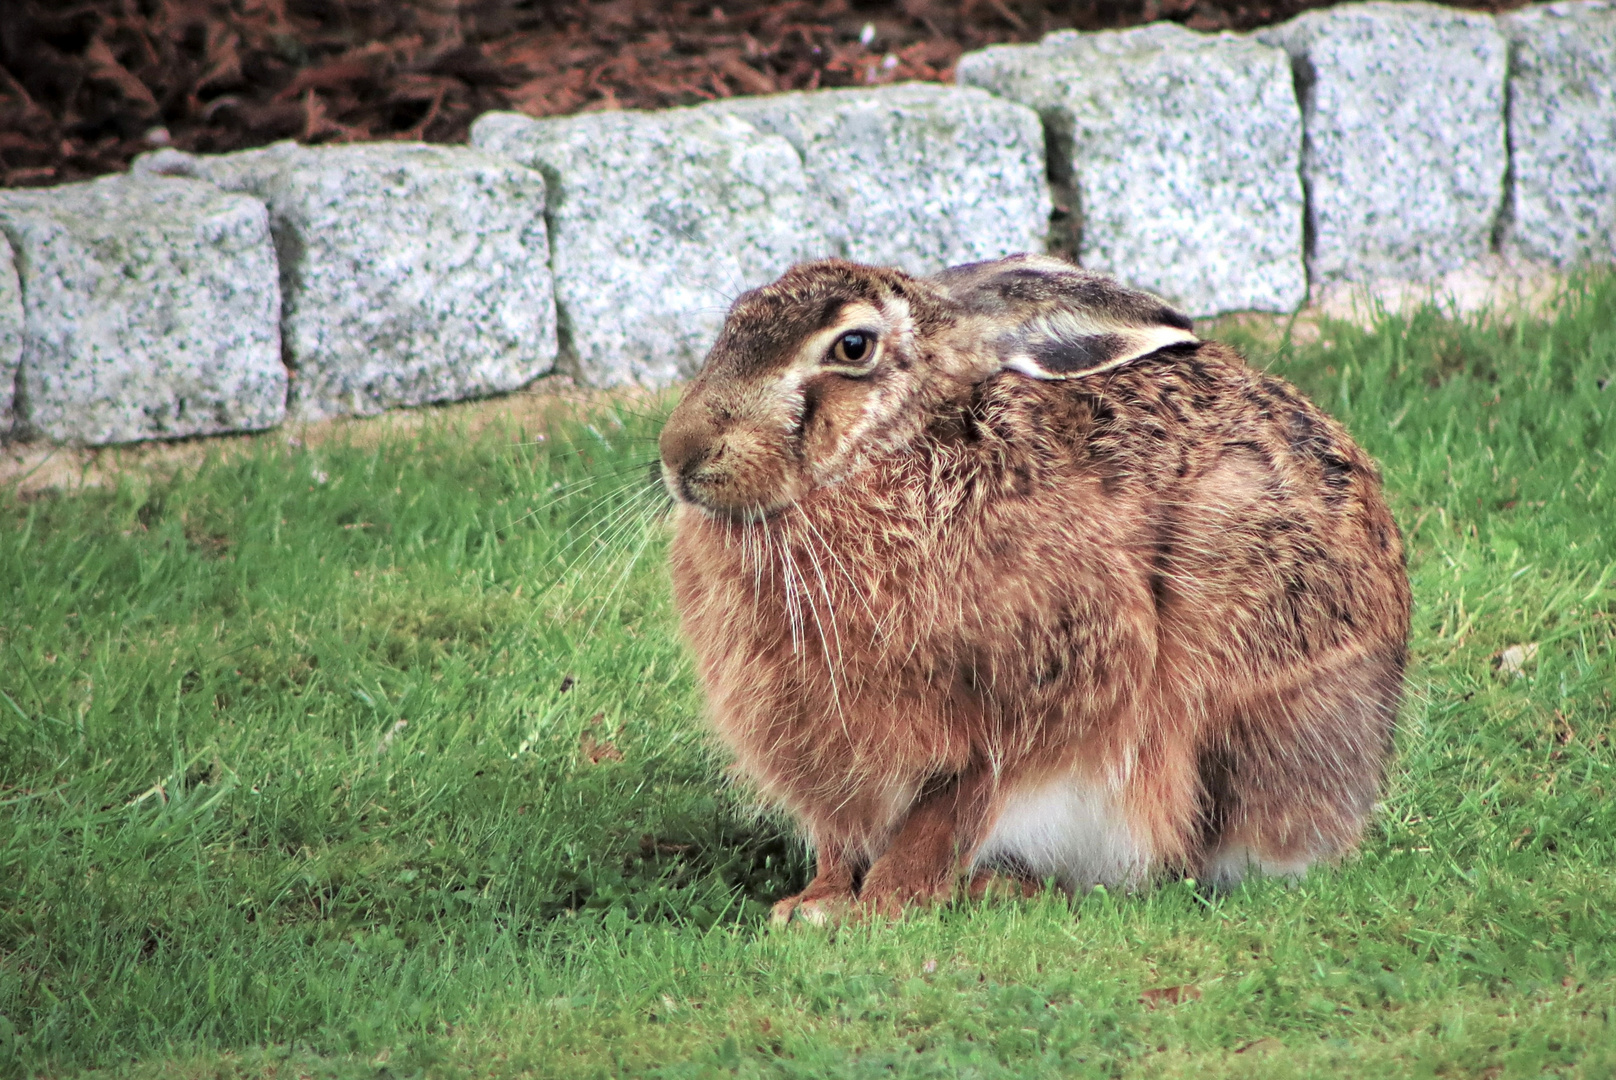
995;314;1199;381
933;256;1199;381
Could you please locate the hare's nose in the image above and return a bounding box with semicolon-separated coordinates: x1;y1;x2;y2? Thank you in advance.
659;404;727;499
661;441;726;506
659;422;709;478
679;442;727;493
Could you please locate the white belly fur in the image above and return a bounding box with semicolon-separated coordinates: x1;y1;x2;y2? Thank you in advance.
973;773;1151;890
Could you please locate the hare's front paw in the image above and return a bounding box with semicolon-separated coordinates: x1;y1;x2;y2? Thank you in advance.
770;892;854;926
771;849;860;926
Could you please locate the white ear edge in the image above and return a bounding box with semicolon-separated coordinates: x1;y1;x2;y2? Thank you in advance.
1005;325;1200;381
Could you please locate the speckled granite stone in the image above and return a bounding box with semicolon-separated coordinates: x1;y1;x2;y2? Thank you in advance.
1499;0;1616;267
0;237;21;437
706;84;1050;275
472;108;813;387
0;174;285;445
140;141;558;420
958;23;1306;316
1258;2;1509;286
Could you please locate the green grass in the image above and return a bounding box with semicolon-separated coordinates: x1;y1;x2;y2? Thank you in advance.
2;275;1615;1079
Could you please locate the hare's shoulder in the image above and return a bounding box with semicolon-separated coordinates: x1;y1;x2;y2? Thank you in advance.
1092;343;1377;483
950;342;1244;486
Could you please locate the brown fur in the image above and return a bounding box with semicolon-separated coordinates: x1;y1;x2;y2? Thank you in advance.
659;257;1411;921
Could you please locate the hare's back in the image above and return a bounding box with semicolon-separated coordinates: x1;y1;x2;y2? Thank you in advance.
1067;342;1409;676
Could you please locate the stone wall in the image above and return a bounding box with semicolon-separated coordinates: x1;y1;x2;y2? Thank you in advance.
956;23;1308;317
0;175;286;444
2;0;1612;445
135;142;558;423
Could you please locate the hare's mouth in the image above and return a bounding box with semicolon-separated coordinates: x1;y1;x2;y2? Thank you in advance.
660;460;797;524
685;501;779;525
673;489;795;525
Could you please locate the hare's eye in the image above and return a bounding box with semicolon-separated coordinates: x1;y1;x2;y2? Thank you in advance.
831;331;874;365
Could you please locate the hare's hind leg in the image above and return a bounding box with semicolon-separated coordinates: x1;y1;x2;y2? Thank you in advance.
1199;646;1404;889
966;867;1044;901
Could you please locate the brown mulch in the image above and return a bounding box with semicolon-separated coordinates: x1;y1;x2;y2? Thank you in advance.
1;0;1526;190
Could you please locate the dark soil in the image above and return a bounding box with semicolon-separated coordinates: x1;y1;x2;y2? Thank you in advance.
1;0;1525;189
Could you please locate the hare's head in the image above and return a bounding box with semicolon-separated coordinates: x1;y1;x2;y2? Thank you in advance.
658;256;1198;520
658;260;952;520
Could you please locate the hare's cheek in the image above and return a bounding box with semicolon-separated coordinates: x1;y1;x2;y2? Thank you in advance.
797;377;872;469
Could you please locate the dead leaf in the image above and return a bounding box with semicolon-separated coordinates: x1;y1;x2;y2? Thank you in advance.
1140;984;1202;1008
580;731;622;764
1494;642;1540;677
640;833;693;856
1234;1037;1282;1054
375;719;408;755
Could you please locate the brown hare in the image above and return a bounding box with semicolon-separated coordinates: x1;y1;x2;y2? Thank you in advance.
658;254;1411;924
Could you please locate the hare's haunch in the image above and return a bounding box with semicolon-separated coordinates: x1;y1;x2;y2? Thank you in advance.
659;255;1411;922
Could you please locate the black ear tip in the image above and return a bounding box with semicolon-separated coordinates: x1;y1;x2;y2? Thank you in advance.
1157;305;1195;332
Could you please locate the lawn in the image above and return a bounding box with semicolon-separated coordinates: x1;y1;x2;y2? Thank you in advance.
2;276;1614;1079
